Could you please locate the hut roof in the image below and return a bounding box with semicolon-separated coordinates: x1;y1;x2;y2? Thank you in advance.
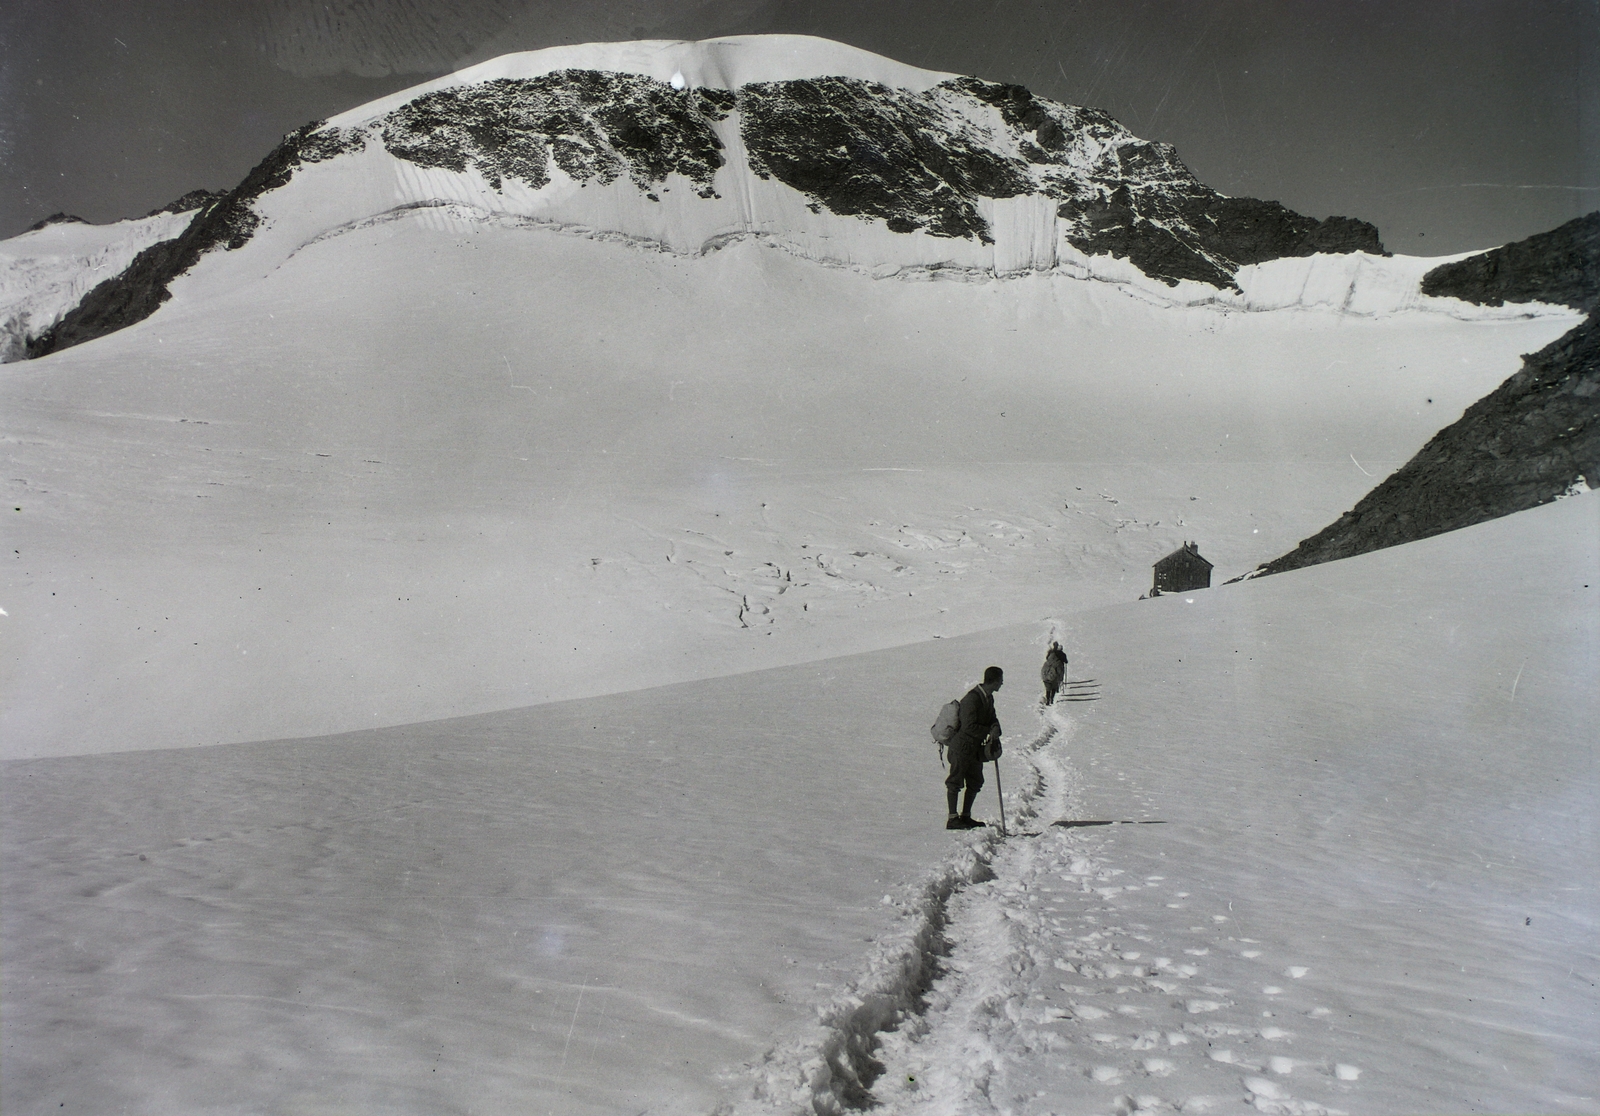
1154;542;1213;570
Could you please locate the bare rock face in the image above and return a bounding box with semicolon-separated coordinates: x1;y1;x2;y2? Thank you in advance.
380;71;729;198
736;75;1385;278
738;76;1035;241
1251;310;1600;578
1421;212;1600;313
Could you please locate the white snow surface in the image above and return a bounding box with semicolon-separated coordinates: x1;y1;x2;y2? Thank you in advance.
4;493;1594;1115
1;208;1581;758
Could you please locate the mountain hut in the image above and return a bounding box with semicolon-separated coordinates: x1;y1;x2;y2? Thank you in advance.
1152;542;1213;594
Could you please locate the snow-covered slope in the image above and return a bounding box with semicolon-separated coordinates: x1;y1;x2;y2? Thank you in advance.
5;493;1592;1116
0;210;195;361
2;207;1578;758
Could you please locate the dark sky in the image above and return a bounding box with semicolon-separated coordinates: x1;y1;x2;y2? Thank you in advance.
2;0;1596;252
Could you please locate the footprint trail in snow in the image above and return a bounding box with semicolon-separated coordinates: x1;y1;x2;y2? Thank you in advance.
867;705;1365;1116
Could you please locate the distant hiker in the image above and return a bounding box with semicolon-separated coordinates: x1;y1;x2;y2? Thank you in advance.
945;666;1003;829
1040;641;1068;705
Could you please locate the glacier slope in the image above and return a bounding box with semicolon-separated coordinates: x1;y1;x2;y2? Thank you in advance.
2;210;1579;758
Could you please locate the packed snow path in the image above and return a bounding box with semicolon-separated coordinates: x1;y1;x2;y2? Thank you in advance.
737;494;1597;1116
870;709;1370;1116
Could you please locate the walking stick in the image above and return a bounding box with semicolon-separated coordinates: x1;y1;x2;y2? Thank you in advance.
993;757;1007;837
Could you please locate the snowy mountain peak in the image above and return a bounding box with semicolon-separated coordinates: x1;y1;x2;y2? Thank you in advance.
23;34;1397;358
326;35;961;126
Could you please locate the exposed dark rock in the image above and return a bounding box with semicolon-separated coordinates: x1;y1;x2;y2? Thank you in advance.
381;71;726;197
27;121;358;359
1246;310;1600;578
694;86;737;121
26;213;89;232
738;74;1384;278
1053;166;1385;287
1421;211;1600;312
739;77;1034;242
145;189;228;218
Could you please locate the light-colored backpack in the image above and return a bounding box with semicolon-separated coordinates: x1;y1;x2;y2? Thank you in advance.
930;697;962;763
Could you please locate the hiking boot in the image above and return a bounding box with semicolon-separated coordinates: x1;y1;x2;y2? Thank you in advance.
957;816;986;829
945;815;964;830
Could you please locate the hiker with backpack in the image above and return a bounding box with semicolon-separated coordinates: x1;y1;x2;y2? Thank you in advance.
938;666;1004;829
1040;641;1068;705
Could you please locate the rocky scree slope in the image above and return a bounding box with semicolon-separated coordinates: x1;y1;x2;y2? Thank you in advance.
27;64;1382;358
1422;211;1600;313
1250;308;1600;578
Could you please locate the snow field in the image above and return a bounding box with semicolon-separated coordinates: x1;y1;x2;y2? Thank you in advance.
2;215;1579;758
819;493;1597;1116
1;621;1042;1116
2;491;1593;1116
738;688;1071;1113
3;32;1594;1116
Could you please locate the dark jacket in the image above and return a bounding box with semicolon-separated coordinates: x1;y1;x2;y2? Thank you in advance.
951;685;1000;752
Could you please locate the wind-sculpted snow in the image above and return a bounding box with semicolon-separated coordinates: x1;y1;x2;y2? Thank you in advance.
380;70;728;197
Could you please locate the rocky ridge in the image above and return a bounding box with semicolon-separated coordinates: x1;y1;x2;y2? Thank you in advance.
27;124;361;358
1422;211;1599;313
1248;309;1599;578
25;213;90;232
144;189;229;219
1247;210;1600;578
24;56;1385;359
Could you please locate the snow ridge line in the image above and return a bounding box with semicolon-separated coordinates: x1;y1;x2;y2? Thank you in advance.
730;713;1063;1116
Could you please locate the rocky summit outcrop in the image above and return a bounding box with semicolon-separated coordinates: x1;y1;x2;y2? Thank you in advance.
1248;310;1599;578
375;70;1385;271
1421;211;1600;313
24;47;1389;359
382;71;730;198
